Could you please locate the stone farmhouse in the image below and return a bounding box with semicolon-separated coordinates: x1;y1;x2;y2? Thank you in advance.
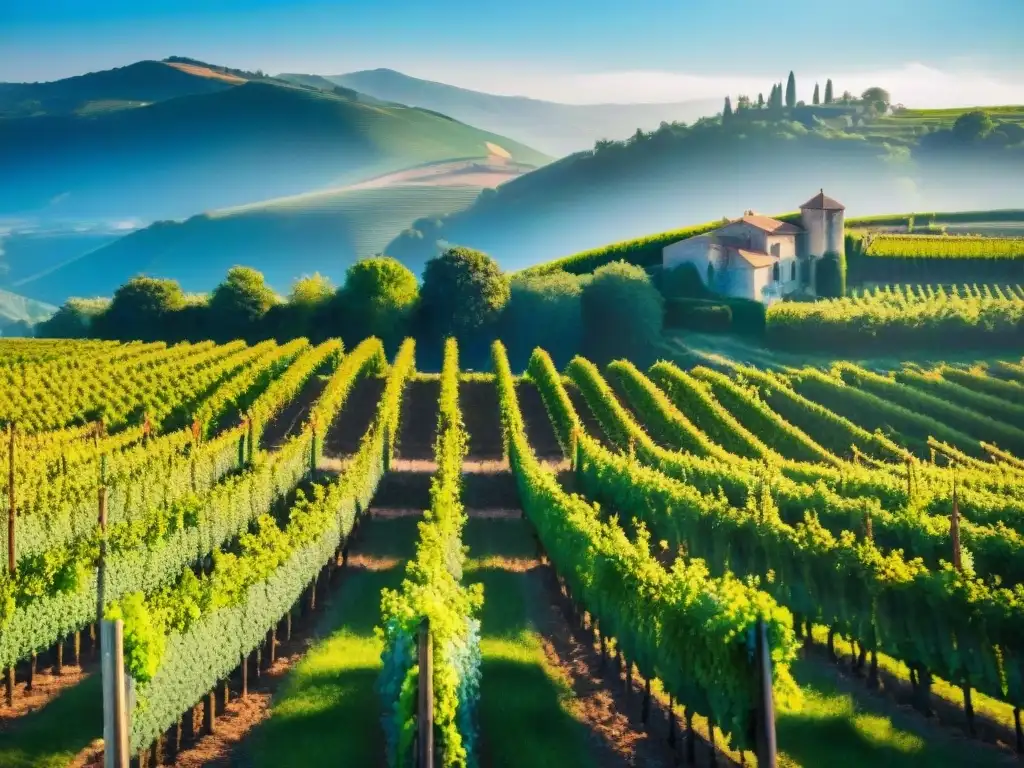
662;190;845;304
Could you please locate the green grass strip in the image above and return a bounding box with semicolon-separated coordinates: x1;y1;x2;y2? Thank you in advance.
250;514;420;767
463;515;594;768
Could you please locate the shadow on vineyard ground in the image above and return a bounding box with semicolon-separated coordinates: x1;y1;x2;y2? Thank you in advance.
239;502;423;767
777;656;1014;767
0;668;102;768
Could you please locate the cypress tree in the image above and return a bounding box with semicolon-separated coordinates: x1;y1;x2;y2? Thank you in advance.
824;78;834;104
757;92;765;108
786;71;796;108
813;83;820;105
723;96;733;121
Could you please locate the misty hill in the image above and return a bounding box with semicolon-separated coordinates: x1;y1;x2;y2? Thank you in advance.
0;77;551;222
0;59;242;118
383;107;1024;272
15;160;531;303
0;289;55;333
296;68;719;156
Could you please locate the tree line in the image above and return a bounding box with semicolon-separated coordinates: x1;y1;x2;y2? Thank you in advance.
37;248;667;371
722;71;889;121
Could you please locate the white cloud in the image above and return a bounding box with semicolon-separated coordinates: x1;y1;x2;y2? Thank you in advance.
408;62;1024;108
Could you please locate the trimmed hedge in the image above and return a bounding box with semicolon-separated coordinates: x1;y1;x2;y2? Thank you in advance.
665;297;766;335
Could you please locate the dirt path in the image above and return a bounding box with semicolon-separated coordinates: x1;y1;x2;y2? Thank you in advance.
564;383;613;449
259;373;328;450
323;376;385;458
516;381;563;462
463;380;692;767
397;380;440;460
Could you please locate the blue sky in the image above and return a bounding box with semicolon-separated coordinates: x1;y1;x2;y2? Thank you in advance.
4;0;1024;105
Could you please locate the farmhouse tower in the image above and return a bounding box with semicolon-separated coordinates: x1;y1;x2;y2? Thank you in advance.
799;189;845;292
799;189;845;257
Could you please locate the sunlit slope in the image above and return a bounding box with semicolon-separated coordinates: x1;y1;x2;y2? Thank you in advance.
0;60;235;118
0;80;551;221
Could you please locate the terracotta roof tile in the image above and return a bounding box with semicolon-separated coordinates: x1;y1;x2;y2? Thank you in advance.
727;246;777;268
739;214;802;234
800;189;845;210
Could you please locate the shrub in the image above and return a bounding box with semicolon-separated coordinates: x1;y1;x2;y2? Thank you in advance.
580;261;663;364
815;251;846;297
420;247;510;341
207;267;278;343
664;300;733;332
334;257;418;350
94;277;187;342
35;297;110;338
501;271;584;370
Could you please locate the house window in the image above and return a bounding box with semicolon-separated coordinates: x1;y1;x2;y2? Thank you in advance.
772;263;780;282
790;262;797;281
771;243;781;257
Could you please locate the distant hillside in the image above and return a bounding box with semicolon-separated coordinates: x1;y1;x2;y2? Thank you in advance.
0;77;550;222
0;228;123;287
0;289;55;333
16;161;529;303
306;68;719;156
383;106;1024;272
0;60;239;118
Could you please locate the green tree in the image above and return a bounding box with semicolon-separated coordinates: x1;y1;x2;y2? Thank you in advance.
757;92;765;108
95;276;185;342
861;87;891;112
420;247;509;341
824;79;834;104
208;266;278;342
785;71;796;108
269;273;334;342
723;96;733;121
952;110;995;142
813;83;820;105
36;297;110;339
336;256;418;348
580;261;663;365
502;271;585;370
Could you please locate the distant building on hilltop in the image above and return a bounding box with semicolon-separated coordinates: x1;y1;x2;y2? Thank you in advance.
662;190;845;305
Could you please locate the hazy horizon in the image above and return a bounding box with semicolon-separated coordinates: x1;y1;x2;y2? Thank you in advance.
4;0;1023;108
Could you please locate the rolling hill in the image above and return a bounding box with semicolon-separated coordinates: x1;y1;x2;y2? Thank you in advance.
0;59;242;118
0;72;551;222
15;160;528;303
284;68;719;157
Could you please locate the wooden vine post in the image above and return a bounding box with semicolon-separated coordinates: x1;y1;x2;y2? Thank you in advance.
98;455;109;625
5;422;15;705
190;417;201;491
753;618;777;768
948;464;975;736
417;618;434;768
246;409;255;464
238;413;248;470
310;415;319;479
101;618;130;768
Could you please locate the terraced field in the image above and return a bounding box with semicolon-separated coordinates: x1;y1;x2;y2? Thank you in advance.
1;339;1023;767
